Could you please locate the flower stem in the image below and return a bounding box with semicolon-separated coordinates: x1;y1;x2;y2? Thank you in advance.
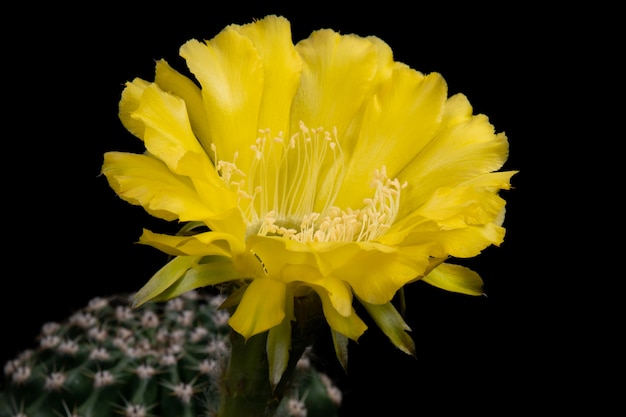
217;330;277;417
217;293;327;417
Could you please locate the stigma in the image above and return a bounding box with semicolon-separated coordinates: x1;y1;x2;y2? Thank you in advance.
212;121;405;243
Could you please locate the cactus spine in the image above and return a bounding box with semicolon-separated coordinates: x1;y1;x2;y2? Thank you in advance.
0;291;341;417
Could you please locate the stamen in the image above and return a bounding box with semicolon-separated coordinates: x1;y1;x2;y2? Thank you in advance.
211;122;405;243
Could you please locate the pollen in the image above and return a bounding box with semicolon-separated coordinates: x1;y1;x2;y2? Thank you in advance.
213;121;405;243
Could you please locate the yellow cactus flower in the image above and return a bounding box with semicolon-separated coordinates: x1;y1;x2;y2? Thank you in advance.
102;15;516;383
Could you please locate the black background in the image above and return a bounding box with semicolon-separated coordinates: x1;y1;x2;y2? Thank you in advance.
3;2;613;415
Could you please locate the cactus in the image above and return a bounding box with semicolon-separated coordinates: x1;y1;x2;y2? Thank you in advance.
0;290;341;417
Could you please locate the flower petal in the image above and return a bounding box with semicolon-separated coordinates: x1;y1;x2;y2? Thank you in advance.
249;237;395;323
403;221;507;258
246;235;318;276
381;172;515;257
312;242;433;304
397;93;512;218
138;229;242;257
115;78;242;229
423;173;514;225
335;69;447;208
151;256;243;303
292;29;378;140
229;278;287;340
102;152;215;222
154;59;212;152
179;27;263;171
281;264;353;317
390;171;515;234
232;15;302;136
359;299;415;356
363;36;395;97
119;77;149;140
267;311;292;388
133;255;203;307
313;287;367;341
331;330;349;372
133;255;242;307
421;262;484;296
131;83;212;177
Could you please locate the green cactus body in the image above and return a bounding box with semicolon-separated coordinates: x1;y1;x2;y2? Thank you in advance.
0;291;341;417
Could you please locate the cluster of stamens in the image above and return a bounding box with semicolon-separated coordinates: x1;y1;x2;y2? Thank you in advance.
212;121;405;243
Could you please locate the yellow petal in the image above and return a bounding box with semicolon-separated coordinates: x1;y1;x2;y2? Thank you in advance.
246;237;353;316
309;241;375;274
363;36;395;95
335;69;447;208
413;172;516;228
102;152;215;222
412;222;506;258
154;59;212;153
246;235;317;277
179;28;263;171
398;93;511;218
232;15;302;135
281;264;353;317
312;242;432;304
131;83;212;177
381;171;516;255
422;263;484;296
333;35;395;156
229;278;287;340
244;237;359;319
292;29;378;140
229;15;303;204
313;287;367;341
138;229;242;257
119;77;150;140
176;151;242;228
118;81;241;224
315;34;397;145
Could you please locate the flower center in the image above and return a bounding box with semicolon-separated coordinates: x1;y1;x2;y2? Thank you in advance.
212;121;405;243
